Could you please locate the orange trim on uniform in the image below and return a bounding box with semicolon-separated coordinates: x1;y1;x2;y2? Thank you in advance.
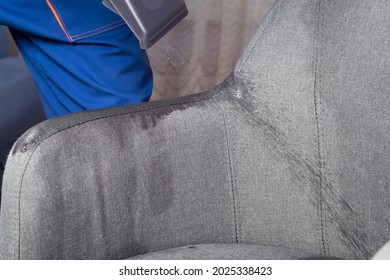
46;0;72;41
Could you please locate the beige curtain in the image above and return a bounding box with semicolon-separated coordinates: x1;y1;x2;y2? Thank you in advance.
148;0;276;100
2;0;276;99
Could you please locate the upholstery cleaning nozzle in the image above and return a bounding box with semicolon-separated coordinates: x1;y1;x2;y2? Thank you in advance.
102;0;188;49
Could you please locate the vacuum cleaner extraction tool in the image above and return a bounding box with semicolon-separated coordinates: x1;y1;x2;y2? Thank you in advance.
102;0;188;49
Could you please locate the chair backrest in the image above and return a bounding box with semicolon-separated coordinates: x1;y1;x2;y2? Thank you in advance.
230;0;390;259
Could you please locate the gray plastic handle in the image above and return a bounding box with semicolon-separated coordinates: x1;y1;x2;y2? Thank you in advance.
102;0;188;49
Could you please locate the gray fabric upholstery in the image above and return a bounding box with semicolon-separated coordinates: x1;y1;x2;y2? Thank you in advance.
1;0;389;260
129;244;323;260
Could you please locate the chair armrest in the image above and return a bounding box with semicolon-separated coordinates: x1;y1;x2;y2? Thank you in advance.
0;85;235;259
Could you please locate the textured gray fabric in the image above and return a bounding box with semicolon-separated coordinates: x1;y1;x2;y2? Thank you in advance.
310;0;390;260
129;244;318;260
0;91;235;259
1;0;389;260
230;0;390;259
225;0;321;256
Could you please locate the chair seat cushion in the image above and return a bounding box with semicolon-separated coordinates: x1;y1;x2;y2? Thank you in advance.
128;244;336;260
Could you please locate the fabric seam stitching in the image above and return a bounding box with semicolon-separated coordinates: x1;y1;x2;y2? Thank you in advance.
236;0;285;74
318;0;329;256
71;20;124;38
46;0;72;41
71;22;127;41
313;0;327;257
46;1;125;42
218;100;239;243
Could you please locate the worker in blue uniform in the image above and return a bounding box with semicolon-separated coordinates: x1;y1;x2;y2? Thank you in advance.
0;0;153;118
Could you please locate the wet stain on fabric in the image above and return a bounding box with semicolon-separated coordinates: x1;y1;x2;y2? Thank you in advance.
11;92;215;156
8;70;378;259
137;101;210;130
144;138;175;216
12;126;43;155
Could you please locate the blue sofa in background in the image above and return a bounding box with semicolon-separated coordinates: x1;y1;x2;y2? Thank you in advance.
0;26;45;190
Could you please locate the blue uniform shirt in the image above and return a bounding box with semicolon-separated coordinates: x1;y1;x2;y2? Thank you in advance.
0;0;153;118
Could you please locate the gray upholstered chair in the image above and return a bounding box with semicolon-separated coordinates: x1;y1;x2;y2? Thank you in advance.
1;0;389;260
0;26;46;189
